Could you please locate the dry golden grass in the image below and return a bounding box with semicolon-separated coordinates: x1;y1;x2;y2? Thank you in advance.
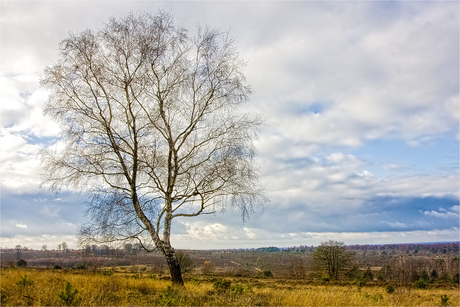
1;267;458;306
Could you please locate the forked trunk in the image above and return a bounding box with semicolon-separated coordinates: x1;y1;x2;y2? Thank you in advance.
165;252;184;286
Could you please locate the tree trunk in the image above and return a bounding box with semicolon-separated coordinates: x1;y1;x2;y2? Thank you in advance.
165;251;184;286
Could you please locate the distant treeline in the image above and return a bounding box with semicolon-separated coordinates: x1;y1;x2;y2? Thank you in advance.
250;242;460;254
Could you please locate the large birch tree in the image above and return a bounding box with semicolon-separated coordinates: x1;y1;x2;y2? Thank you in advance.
40;11;266;285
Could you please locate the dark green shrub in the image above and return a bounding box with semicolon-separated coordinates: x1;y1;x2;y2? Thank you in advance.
53;264;62;270
345;264;361;280
321;273;331;282
158;286;178;306
263;270;273;278
1;288;8;304
439;272;452;283
17;259;27;267
420;270;429;282
176;251;195;275
213;279;231;292
99;270;113;276
230;283;244;294
414;278;427;289
385;284;395;294
440;294;449;306
74;263;86;270
453;273;459;284
362;267;373;282
58;282;78;306
16;275;33;287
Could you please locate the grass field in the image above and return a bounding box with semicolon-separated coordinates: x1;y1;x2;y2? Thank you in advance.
1;267;458;306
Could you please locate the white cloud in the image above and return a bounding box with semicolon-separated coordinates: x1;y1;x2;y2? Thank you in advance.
424;208;459;219
15;223;28;229
0;133;42;193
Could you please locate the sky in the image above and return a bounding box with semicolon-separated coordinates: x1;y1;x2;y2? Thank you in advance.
0;1;459;250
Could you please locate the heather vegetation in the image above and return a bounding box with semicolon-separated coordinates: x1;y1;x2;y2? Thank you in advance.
1;242;458;306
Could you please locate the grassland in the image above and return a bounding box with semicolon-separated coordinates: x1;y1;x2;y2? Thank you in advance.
1;267;458;306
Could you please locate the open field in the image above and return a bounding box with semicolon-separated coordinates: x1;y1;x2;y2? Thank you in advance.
1;267;459;306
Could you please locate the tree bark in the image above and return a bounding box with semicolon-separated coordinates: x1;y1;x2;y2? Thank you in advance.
164;250;184;286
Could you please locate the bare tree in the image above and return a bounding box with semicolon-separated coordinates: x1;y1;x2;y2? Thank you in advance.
312;240;354;280
40;11;266;285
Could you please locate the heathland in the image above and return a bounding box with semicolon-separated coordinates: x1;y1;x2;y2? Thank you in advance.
1;242;458;306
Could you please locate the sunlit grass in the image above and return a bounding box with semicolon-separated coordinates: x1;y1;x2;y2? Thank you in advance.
1;267;458;306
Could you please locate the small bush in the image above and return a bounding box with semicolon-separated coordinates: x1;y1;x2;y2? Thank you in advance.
158;286;178;306
385;284;395;294
362;267;373;281
99;270;113;276
140;267;147;272
414;277;427;289
230;283;244;294
263;270;273;278
440;294;449;306
202;260;214;275
321;273;331;282
213;279;231;292
17;259;27;267
176;251;195;275
58;282;78;306
439;272;452;283
189;277;200;285
16;275;33;287
0;288;7;304
53;264;62;270
74;263;86;270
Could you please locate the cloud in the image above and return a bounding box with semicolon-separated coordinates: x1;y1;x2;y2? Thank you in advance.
15;223;27;229
424;207;459;219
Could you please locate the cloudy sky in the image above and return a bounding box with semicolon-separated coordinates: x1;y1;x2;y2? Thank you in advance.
1;1;459;250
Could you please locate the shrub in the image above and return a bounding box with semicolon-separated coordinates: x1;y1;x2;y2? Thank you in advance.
321;273;331;282
158;286;178;306
362;267;373;282
0;288;7;304
99;270;113;276
213;279;231;292
230;283;245;294
58;282;78;306
53;264;62;270
263;270;273;278
440;294;449;306
16;275;33;287
176;251;195;275
74;263;86;270
202;260;214;275
189;277;200;285
385;284;395;294
414;278;427;289
17;259;27;267
453;273;459;284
